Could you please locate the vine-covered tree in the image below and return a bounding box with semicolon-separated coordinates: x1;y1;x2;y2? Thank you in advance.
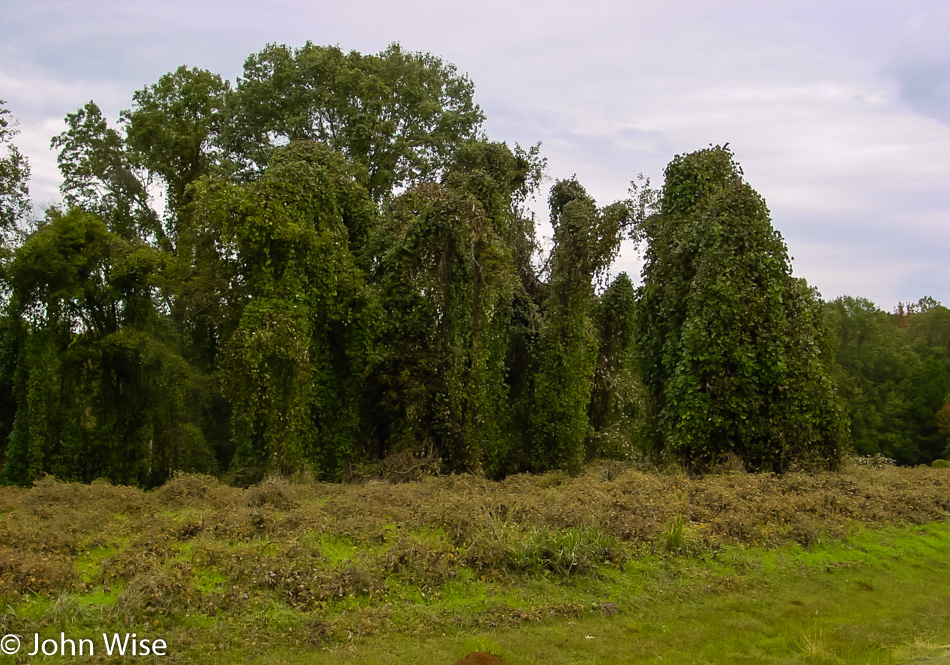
526;179;629;472
589;272;641;459
195;142;376;479
367;141;534;475
0;102;31;468
4;208;212;485
637;146;845;471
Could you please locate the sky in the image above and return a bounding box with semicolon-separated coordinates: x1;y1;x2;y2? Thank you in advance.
1;0;949;309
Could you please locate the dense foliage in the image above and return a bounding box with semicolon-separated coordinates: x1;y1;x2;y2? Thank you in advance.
824;297;950;465
637;147;846;471
0;44;626;485
0;46;945;486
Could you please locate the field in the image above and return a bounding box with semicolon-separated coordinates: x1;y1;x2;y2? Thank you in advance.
1;460;950;664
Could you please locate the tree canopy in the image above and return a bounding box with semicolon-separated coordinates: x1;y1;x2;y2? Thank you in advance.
224;42;485;201
0;102;31;269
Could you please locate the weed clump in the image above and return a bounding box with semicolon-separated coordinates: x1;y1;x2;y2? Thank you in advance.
0;547;78;597
385;535;456;588
464;524;620;576
157;472;239;508
246;476;301;510
113;564;196;621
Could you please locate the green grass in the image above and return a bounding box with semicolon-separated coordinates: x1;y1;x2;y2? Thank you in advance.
309;532;365;565
241;521;950;665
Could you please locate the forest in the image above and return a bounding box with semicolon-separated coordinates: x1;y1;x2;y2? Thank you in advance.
0;43;948;487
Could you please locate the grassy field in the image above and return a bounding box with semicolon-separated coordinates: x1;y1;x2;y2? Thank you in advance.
1;460;949;663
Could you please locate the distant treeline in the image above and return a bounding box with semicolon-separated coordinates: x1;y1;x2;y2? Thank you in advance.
0;44;946;486
824;297;950;465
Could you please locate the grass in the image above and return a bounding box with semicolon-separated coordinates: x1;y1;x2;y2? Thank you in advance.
0;462;949;663
291;521;950;665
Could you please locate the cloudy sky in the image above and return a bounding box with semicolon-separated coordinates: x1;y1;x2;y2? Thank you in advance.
2;0;949;308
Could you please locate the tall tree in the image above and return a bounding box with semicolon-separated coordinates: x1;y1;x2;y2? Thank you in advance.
589;272;641;459
196;142;375;479
0;102;30;456
0;101;30;266
225;42;485;201
367;141;533;475
526;179;629;472
123;66;231;221
638;146;845;471
51;101;161;242
121;67;235;399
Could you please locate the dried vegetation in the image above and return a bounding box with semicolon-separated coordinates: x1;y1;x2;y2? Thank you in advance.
0;461;948;651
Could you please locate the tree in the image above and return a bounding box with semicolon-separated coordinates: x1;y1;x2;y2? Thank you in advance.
0;103;30;455
224;42;485;201
0;101;30;273
367;141;532;475
196;142;375;479
51;101;160;242
4;207;213;485
124;66;231;219
589;272;641;459
638;146;845;471
121;68;237;401
526;179;629;472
